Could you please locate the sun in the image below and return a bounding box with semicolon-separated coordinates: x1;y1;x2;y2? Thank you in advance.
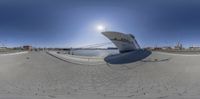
97;25;106;31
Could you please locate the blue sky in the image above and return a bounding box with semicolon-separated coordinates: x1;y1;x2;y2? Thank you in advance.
0;0;200;48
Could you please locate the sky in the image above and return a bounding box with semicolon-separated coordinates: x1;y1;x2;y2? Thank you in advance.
0;0;200;48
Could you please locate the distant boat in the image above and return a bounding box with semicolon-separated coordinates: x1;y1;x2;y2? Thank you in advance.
102;31;140;53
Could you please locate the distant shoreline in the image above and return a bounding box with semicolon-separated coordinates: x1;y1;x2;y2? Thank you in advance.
155;50;200;54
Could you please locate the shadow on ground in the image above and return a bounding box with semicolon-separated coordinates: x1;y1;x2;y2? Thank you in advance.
104;49;152;64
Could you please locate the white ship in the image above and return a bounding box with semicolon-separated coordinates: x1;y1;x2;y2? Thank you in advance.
102;31;141;53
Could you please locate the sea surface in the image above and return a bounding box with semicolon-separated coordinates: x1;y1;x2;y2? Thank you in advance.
71;49;119;57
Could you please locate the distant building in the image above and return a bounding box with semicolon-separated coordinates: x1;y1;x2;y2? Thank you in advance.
189;47;200;51
23;45;32;51
13;47;23;50
144;47;154;50
162;46;172;50
174;42;183;50
107;47;118;50
153;47;163;51
0;47;7;51
0;47;7;50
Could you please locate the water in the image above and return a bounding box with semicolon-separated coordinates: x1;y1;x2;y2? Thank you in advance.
71;49;119;57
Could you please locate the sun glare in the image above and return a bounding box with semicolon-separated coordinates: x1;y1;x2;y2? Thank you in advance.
97;25;105;31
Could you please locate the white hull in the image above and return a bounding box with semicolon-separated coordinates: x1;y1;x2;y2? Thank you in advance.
102;31;140;53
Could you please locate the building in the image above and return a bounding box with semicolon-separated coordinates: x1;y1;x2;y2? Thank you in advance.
0;47;7;50
23;45;32;51
162;46;172;50
144;47;154;50
153;47;163;51
189;47;200;51
0;47;7;51
107;47;118;50
174;42;183;50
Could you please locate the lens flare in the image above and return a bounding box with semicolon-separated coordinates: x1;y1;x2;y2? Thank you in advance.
97;25;105;31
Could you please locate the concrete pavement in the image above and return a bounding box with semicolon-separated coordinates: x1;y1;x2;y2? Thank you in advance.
0;51;200;99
